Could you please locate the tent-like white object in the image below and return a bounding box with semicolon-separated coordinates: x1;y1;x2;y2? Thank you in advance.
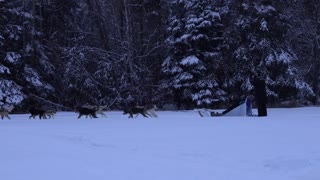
198;96;254;117
223;97;253;116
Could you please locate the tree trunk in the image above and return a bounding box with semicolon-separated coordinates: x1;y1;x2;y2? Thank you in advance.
253;78;268;117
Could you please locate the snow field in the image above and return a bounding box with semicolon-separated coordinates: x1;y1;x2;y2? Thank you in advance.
1;107;320;180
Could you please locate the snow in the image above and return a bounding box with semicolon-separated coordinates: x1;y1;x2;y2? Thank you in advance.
198;20;212;28
24;66;43;87
1;107;320;180
0;64;11;74
266;50;293;65
278;51;293;64
179;34;190;42
191;34;207;41
180;55;199;66
209;11;221;21
255;4;276;15
260;19;268;31
5;52;21;63
0;80;24;105
175;72;193;81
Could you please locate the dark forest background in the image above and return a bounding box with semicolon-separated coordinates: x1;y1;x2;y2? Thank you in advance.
1;0;319;111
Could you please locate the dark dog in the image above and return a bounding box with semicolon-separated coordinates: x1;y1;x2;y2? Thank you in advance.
29;108;47;119
123;106;149;118
81;105;107;118
76;107;98;119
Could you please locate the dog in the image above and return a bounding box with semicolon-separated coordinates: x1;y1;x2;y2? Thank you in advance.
76;105;107;118
0;105;14;120
29;108;47;119
95;105;107;118
145;105;158;118
134;105;158;118
123;106;150;118
76;106;98;119
0;110;10;120
45;109;57;119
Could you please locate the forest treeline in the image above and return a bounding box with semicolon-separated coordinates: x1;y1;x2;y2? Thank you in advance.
0;0;319;111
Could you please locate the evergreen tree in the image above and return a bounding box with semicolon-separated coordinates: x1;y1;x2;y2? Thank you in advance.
42;0;96;107
286;0;320;104
1;0;318;110
231;0;313;104
0;1;26;107
162;0;225;108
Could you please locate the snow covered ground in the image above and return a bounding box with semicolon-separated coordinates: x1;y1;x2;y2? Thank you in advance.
1;107;320;180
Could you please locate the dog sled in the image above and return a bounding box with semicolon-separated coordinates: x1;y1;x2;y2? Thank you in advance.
198;96;255;117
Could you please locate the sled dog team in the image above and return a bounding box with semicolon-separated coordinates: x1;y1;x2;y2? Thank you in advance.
0;104;158;120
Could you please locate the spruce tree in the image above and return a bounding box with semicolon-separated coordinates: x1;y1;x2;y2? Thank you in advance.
0;1;25;107
231;0;313;105
162;0;225;108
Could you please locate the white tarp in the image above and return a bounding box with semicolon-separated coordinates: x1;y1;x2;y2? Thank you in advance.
223;96;253;116
223;99;247;116
197;96;254;117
